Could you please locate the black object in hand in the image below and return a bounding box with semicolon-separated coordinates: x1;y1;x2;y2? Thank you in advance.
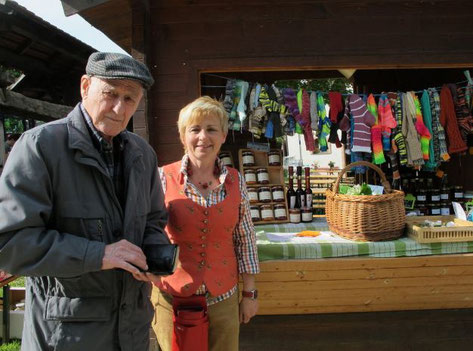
140;244;179;275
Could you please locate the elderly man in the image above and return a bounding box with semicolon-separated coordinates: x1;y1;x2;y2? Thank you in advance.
0;52;170;350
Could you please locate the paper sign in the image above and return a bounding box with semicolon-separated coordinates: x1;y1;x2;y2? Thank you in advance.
452;201;467;220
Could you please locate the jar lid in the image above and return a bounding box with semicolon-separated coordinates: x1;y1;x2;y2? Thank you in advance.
258;186;271;191
289;209;301;214
260;204;272;209
257;168;268;172
244;169;256;173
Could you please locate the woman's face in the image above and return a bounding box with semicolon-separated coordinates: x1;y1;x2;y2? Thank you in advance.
184;114;227;163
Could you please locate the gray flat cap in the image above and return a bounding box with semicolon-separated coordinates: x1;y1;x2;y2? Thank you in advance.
86;52;154;89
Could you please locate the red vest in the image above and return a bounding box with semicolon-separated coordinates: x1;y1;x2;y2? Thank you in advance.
155;161;240;297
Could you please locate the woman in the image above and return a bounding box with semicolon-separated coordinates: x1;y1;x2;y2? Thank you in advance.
150;96;260;351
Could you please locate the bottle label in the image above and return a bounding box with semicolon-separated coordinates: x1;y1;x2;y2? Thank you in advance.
300;196;306;208
272;190;284;201
306;194;313;206
289;196;296;209
268;154;280;164
431;195;440;202
259;191;272;201
245;173;256;183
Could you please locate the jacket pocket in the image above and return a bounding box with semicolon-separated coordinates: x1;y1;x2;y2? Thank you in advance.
45;296;111;322
57;202;106;242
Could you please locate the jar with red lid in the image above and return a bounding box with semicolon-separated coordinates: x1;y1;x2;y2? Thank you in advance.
258;187;272;203
260;204;274;221
244;169;257;184
268;151;281;166
256;168;270;184
271;185;285;202
242;151;255;167
247;187;259;203
274;204;287;220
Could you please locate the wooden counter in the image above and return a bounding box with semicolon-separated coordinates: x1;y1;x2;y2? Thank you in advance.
256;253;473;315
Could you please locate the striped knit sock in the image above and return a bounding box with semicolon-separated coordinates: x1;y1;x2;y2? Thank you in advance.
371;126;386;164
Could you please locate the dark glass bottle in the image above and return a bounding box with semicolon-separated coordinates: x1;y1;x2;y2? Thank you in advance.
287;166;297;209
304;167;313;211
295;166;305;209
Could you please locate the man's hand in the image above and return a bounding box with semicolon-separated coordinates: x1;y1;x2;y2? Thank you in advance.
102;239;148;275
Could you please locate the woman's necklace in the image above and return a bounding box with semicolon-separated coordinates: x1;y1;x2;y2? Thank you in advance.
187;161;220;190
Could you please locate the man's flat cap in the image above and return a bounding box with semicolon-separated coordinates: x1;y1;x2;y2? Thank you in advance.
86;52;154;89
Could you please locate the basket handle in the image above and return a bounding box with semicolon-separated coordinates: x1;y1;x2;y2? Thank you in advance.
332;161;392;194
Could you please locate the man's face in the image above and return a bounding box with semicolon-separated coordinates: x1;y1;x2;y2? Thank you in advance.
80;76;143;141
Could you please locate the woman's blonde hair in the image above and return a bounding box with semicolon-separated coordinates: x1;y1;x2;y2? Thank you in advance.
177;96;228;144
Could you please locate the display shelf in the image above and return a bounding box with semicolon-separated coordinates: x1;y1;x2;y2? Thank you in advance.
239;149;289;225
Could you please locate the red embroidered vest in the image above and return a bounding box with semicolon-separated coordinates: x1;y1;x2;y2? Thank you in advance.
155;161;240;297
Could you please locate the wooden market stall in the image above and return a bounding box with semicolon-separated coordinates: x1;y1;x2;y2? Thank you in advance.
66;0;473;349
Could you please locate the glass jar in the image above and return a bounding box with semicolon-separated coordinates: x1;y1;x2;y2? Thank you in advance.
271;185;285;202
416;188;427;204
430;188;441;203
429;203;441;216
260;204;274;221
440;201;451;215
250;205;260;222
258;187;272;203
268;151;281;166
417;203;428;216
274;204;287;220
256;168;270;184
218;152;233;167
453;185;464;201
247;187;259;203
244;169;257;185
242;151;255;167
289;208;301;223
301;207;313;223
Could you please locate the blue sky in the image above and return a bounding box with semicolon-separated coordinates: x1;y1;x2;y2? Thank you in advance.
14;0;127;54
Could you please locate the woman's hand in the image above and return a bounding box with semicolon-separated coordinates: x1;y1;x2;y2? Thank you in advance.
239;297;258;323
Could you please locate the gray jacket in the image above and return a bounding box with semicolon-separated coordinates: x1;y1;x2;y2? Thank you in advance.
0;104;169;350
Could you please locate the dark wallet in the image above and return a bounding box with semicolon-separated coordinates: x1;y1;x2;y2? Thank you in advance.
142;244;179;276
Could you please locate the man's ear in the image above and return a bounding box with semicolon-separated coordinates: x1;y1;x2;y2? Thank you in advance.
80;75;91;100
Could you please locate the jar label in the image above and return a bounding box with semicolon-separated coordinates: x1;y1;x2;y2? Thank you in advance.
242;155;254;165
441;194;449;200
274;208;286;217
455;192;464;198
306;194;313;205
250;209;260;219
272;190;284;201
431;208;441;215
257;173;269;182
302;212;312;221
261;209;273;219
441;207;450;215
431;195;440;202
417;195;426;201
289;213;301;223
248;191;258;202
259;191;272;201
268;154;280;164
245;173;256;183
221;156;232;166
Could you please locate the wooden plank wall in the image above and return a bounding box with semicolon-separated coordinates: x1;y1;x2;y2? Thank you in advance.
149;0;473;165
257;254;473;315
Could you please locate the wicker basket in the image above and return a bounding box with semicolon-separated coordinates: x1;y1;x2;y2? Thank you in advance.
325;161;406;241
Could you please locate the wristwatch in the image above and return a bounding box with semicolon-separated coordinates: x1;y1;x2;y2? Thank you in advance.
242;289;258;299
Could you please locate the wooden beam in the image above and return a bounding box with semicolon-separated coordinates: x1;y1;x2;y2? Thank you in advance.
0;89;72;122
60;0;110;16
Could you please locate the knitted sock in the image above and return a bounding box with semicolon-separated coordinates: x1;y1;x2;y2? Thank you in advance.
236;81;249;131
371;126;385;164
310;91;318;130
328;92;343;123
223;79;236;113
391;93;408;165
440;85;467;154
301;90;316;151
421;90;437;170
401;92;424;166
411;93;431;160
428;88;450;162
317;93;331;151
378;94;397;151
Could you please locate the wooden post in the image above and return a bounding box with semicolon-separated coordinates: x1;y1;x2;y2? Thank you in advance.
2;285;10;344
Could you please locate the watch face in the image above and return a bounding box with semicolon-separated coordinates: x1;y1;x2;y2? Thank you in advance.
243;289;258;299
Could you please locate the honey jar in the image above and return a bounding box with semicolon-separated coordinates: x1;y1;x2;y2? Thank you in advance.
301;207;313;222
271;185;285;202
244;169;257;184
247;187;259;203
268;150;281;166
260;204;274;221
258;187;272;203
274;204;287;220
289;208;301;223
250;205;260;222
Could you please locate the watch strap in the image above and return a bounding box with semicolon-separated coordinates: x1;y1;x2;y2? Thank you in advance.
242;289;258;299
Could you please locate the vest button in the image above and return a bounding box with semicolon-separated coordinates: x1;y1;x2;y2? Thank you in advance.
201;244;206;248
200;252;206;257
203;219;209;224
201;228;208;233
200;260;206;265
201;236;206;240
204;210;209;216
